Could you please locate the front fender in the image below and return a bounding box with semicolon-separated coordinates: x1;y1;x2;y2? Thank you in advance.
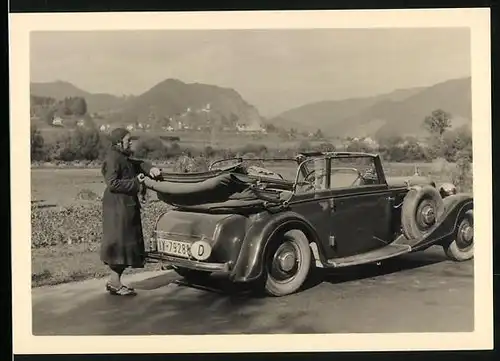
412;193;473;250
231;210;320;282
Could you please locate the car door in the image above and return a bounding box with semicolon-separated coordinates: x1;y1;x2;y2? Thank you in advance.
327;186;393;259
324;157;393;259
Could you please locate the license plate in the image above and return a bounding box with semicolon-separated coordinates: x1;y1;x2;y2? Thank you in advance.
157;239;191;258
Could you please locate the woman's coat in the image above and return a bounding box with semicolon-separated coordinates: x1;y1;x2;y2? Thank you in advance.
100;146;153;267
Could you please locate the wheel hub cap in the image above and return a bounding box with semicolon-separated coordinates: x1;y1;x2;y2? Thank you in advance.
278;251;296;272
421;205;435;225
461;225;473;243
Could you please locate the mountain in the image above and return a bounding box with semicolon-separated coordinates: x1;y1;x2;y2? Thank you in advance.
271;77;471;139
30;81;128;113
30;79;264;129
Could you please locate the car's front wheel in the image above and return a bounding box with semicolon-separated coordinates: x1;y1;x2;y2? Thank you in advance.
443;210;474;261
263;230;312;297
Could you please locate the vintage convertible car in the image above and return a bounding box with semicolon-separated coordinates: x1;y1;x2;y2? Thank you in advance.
143;151;473;297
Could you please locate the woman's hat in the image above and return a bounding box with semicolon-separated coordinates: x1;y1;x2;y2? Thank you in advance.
109;127;130;144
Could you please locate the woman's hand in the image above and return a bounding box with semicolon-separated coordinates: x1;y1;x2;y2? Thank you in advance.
149;167;161;179
137;173;146;183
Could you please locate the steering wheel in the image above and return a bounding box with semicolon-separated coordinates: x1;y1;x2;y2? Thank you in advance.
349;170;364;187
302;169;328;189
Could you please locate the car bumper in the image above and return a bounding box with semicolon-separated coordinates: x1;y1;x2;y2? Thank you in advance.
146;252;232;273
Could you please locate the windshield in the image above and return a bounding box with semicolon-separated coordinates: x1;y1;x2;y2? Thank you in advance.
295;155;380;193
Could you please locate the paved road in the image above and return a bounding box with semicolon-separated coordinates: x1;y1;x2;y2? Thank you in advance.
32;246;474;335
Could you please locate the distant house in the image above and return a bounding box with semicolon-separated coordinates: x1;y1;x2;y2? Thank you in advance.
126;124;135;131
52;116;63;126
236;122;266;133
99;124;111;132
236;123;248;132
362;137;379;148
76;119;85;127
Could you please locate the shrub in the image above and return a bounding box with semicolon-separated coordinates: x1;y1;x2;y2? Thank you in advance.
173;155;209;173
31;201;171;249
45;127;107;162
30;125;47;161
134;136;168;160
451;152;473;192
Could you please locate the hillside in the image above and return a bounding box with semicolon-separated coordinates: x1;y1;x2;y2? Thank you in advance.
30;81;128;114
111;78;263;129
271;77;471;139
30;79;264;129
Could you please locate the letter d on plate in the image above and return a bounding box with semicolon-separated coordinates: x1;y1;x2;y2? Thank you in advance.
190;240;212;261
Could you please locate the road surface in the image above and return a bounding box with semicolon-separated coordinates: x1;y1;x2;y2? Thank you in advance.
32;246;474;335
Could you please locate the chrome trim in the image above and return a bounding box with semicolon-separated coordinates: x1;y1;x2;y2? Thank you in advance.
154;230;213;243
146;252;231;272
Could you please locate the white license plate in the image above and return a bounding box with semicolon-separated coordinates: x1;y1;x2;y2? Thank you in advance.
157;239;191;258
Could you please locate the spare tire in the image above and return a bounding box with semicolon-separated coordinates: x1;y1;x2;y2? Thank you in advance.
401;185;445;240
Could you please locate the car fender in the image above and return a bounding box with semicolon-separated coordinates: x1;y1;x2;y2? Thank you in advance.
231;210;321;282
411;192;473;250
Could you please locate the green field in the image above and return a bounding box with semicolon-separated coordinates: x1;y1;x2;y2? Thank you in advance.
36;123;341;150
30;158;468;288
31;160;458;206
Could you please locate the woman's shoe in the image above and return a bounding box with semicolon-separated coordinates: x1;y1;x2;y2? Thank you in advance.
106;283;137;296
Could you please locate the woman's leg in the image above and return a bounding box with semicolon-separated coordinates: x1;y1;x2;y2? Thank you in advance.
108;265;126;288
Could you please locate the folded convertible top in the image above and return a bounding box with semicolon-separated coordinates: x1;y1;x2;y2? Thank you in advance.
143;170;286;209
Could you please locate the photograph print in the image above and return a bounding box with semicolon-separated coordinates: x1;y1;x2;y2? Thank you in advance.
10;8;493;355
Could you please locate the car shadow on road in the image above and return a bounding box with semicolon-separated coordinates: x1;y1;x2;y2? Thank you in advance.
130;247;451;298
300;247;450;292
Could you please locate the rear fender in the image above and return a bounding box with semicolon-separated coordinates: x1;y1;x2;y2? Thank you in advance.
231;211;322;282
412;193;473;250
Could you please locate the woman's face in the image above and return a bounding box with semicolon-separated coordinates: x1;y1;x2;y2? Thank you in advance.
120;133;132;153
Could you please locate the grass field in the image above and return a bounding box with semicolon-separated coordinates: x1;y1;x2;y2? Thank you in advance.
30;158;468;288
36;124;341;150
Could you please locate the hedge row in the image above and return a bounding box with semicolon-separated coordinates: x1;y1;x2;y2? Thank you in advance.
31;124;473;165
31;200;171;249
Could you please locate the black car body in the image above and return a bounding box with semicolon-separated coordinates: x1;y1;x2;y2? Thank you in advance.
144;152;473;296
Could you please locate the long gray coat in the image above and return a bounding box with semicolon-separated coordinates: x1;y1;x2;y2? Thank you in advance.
100;146;153;268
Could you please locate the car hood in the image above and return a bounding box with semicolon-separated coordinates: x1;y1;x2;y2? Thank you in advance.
385;175;435;189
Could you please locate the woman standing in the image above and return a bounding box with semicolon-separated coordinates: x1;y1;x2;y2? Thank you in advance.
100;128;161;296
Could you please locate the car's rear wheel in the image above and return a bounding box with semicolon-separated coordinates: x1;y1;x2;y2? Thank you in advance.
263;230;311;297
401;185;445;240
443;210;474;261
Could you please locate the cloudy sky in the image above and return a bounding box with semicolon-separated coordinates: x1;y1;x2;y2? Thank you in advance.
30;28;470;116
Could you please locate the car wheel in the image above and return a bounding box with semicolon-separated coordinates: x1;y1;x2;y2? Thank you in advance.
444;210;474;261
173;267;211;283
401;185;445;240
263;230;311;297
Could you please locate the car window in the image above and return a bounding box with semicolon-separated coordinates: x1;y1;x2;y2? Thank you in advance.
329;156;380;189
295;157;328;193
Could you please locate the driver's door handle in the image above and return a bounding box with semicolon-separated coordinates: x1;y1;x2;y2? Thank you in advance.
329;198;336;212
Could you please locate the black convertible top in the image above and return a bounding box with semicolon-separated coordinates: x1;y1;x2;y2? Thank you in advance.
143;168;291;211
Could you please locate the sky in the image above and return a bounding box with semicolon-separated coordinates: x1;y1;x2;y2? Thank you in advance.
30;28;471;117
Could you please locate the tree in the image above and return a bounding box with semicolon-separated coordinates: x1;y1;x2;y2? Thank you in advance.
30;125;46;161
313;129;324;140
424;109;452;137
318;142;336;152
263;123;276;133
70;97;88;116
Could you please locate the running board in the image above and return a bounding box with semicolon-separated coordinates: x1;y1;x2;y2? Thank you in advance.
326;244;412;268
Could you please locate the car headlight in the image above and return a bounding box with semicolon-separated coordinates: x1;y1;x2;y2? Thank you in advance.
439;183;457;198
